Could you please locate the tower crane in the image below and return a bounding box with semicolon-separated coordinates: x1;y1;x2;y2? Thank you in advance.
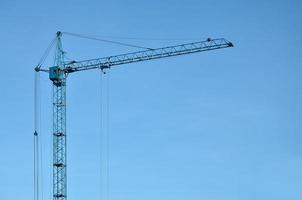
34;31;233;200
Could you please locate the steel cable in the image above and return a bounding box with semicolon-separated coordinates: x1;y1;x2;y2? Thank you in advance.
99;71;104;200
63;32;154;50
34;72;39;200
37;36;57;67
99;69;110;200
106;70;110;200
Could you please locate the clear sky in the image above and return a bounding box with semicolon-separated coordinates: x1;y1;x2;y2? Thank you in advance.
0;0;301;200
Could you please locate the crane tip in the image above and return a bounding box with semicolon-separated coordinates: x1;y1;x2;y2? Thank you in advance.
56;31;62;37
34;66;40;72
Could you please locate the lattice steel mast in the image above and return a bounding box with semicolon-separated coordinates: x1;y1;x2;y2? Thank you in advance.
35;31;233;200
52;31;67;200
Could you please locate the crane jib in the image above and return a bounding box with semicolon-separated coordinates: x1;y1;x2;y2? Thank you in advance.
46;38;233;84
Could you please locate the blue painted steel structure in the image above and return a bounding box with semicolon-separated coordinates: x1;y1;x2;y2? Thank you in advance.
52;31;67;200
35;31;233;200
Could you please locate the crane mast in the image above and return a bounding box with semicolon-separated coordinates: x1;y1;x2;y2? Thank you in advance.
52;31;67;200
35;31;233;200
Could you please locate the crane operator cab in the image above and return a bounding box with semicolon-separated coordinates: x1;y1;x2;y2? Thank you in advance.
49;66;65;86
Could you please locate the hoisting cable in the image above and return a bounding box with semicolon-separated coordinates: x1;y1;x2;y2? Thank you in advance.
34;68;45;200
106;70;110;200
34;71;40;200
38;73;44;200
36;36;57;69
99;68;111;200
34;131;39;200
99;70;104;200
62;31;154;50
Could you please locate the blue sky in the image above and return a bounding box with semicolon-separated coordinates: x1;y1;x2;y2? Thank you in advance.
0;0;302;200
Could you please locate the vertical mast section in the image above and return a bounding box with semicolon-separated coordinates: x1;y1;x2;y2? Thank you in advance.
51;31;67;200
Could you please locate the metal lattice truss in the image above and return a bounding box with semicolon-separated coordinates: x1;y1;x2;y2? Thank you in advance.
53;32;67;200
53;82;67;200
44;38;232;74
